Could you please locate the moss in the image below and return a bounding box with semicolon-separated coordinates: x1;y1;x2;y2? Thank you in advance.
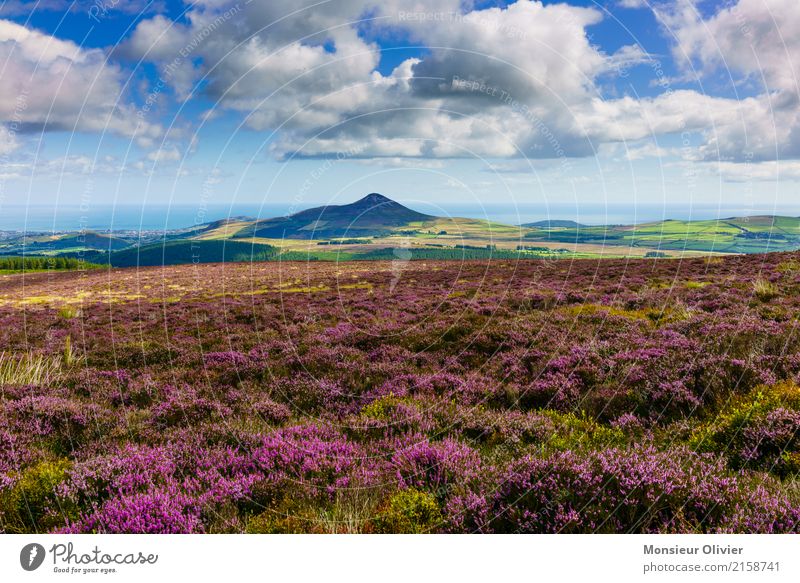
359;394;421;421
684;280;710;289
541;410;627;451
373;489;442;533
0;459;74;533
691;382;800;474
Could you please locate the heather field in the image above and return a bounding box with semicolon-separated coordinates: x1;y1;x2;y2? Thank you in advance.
2;254;800;534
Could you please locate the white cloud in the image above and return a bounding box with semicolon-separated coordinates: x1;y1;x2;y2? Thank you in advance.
617;0;649;8
654;0;800;162
356;157;445;168
121;1;634;160
0;125;19;155
146;146;181;163
0;20;162;149
622;141;677;161
10;0;790;180
712;160;800;182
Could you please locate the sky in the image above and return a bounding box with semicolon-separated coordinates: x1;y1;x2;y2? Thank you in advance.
0;0;798;222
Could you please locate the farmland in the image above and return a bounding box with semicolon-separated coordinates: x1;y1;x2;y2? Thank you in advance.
1;253;800;533
3;195;799;268
523;216;800;254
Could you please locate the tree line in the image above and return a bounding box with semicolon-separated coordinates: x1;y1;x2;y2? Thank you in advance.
0;256;101;271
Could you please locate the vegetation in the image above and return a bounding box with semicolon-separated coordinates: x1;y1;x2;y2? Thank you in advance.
0;256;100;273
524;216;800;254
9;195;800;268
2;252;800;532
0;352;62;386
106;240;279;267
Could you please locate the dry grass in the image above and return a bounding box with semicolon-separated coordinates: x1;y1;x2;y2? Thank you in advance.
63;335;82;368
0;337;82;386
0;352;62;386
57;305;82;320
316;488;383;534
753;277;780;301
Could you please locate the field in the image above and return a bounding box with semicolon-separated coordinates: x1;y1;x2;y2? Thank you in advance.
7;208;800;268
524;216;800;254
2;253;800;533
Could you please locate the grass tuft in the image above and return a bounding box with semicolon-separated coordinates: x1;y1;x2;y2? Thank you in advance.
753;277;780;301
0;353;62;386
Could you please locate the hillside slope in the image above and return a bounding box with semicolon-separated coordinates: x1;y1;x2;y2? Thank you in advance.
234;193;434;240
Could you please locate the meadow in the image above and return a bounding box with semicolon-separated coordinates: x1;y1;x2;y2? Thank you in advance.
1;253;800;533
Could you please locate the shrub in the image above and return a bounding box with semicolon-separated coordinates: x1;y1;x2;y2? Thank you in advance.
447;447;800;533
252;425;371;503
392;438;480;499
692;382;800;475
374;489;442;533
151;385;226;428
252;398;292;424
65;488;203;534
0;459;73;533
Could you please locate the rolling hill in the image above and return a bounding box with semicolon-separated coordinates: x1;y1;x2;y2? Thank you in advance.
107;240;279;267
1;195;799;266
523;215;800;254
0;231;131;255
522;220;585;228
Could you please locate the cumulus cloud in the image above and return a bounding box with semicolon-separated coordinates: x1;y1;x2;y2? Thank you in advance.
146;146;182;163
713;160;800;182
0;20;162;152
118;0;797;168
654;0;800;162
121;0;641;160
5;0;796;175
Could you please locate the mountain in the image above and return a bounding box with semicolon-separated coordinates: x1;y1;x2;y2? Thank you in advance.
234;193;434;240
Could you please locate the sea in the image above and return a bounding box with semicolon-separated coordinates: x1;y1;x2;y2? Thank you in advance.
1;203;799;233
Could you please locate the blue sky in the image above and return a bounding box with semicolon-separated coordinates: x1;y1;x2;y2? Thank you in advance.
0;0;798;221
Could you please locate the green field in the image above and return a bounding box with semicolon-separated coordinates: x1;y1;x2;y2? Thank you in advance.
2;208;799;268
523;216;800;254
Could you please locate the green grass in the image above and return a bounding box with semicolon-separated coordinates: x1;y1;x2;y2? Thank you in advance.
524;216;800;254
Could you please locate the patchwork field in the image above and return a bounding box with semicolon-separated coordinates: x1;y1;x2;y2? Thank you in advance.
2;253;800;533
4;195;798;267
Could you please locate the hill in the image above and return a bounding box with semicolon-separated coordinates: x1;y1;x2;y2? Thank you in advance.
522;220;584;228
1;231;131;254
523;215;800;254
234;193;433;240
108;240;279;267
1;196;799;264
